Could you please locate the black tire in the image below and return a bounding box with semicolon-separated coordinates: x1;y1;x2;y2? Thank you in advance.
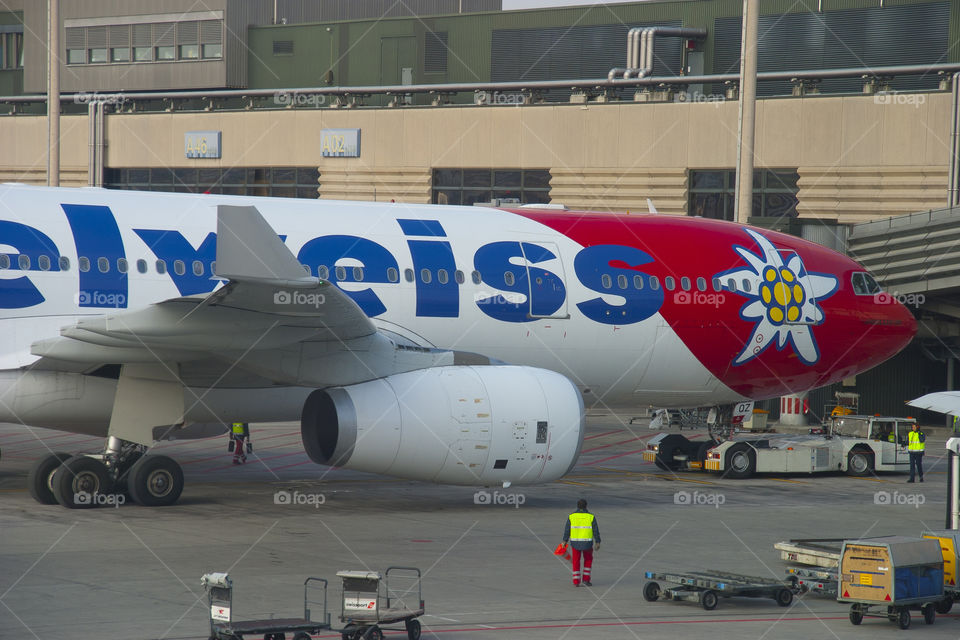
936;597;953;614
700;589;718;611
695;440;718;466
775;588;793;607
723;444;756;479
292;634;311;640
52;455;114;508
849;605;863;625
405;618;421;640
27;452;72;504
643;581;661;602
366;626;383;640
922;603;936;625
846;449;874;477
127;455;184;507
115;450;144;496
897;608;911;630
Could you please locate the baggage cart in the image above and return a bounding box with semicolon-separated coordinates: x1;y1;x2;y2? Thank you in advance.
785;566;838;597
202;572;330;640
337;566;425;640
642;569;797;610
921;529;960;613
837;536;944;629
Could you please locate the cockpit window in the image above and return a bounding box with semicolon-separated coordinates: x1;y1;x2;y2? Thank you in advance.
851;272;881;296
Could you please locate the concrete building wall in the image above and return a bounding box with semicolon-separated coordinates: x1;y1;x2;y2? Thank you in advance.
0;91;951;219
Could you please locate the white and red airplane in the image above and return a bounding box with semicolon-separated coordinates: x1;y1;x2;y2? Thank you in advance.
0;184;915;508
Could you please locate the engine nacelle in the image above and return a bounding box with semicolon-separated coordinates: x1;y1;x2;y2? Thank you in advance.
301;365;584;485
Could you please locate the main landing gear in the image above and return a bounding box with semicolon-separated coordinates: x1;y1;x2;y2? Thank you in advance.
27;437;184;509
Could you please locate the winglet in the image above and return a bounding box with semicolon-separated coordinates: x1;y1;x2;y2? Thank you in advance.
214;205;319;287
646;199;659;214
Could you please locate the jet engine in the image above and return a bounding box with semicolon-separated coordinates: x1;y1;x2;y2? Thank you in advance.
301;365;584;485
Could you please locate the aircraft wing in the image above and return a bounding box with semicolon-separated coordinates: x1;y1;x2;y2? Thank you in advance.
30;205;450;387
907;391;960;416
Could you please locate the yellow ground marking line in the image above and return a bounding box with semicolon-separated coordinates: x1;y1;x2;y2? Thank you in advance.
558;480;591;486
770;478;811;484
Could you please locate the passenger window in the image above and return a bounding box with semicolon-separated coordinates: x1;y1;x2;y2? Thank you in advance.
387;267;399;283
118;258;128;274
59;256;71;271
504;271;515;286
210;261;216;275
335;266;346;281
712;277;722;292
420;268;432;284
664;276;675;291
156;260;167;275
471;270;482;285
79;257;90;273
727;279;737;292
741;278;751;293
0;254;8;269
19;255;31;270
353;266;363;281
318;265;329;280
438;269;449;285
98;257;109;273
302;264;311;275
38;255;51;271
617;274;628;290
681;276;691;291
601;274;612;289
192;260;204;276
404;268;414;283
136;259;147;274
455;270;465;285
173;260;185;276
633;274;644;290
649;276;660;290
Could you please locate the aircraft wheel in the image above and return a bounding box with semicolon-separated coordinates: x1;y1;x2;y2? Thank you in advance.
846;449;874;477
114;450;144;496
27;452;72;505
52;455;114;508
723;444;755;479
128;455;184;507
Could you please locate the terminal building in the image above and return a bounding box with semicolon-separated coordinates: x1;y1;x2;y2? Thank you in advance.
1;0;958;420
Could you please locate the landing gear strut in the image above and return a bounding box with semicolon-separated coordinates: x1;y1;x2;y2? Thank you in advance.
27;437;184;509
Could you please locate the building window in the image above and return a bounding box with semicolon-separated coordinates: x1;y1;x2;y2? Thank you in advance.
179;44;198;59
202;43;222;59
2;31;25;69
688;169;799;220
104;167;320;199
111;47;130;62
432;168;551;206
134;46;152;61
88;48;108;63
155;45;175;60
67;49;85;65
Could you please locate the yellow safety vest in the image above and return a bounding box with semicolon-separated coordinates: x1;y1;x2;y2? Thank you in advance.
908;430;925;452
568;513;595;542
887;433;895;443
232;422;247;436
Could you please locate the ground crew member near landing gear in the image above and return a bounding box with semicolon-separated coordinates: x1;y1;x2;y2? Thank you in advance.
908;423;925;483
230;422;251;465
562;498;601;587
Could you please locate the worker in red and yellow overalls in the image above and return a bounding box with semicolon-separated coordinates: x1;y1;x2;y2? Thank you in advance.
562;498;601;587
230;422;250;465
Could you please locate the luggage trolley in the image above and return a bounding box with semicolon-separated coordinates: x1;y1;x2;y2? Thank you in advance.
643;570;797;610
337;566;425;640
201;572;331;640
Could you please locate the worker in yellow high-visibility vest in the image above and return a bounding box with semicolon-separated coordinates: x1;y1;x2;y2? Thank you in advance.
230;422;251;465
561;498;601;587
907;423;925;483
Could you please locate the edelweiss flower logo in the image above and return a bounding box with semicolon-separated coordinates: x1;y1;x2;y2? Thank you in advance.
716;229;838;366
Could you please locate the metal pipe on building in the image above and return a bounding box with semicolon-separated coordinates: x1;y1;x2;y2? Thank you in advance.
46;0;59;187
950;72;960;206
621;27;707;80
7;62;960;106
735;0;759;224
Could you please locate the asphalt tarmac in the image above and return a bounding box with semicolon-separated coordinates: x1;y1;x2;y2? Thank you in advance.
0;416;954;639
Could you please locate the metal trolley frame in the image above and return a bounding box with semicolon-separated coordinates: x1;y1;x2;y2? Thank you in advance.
337;566;425;640
643;570;797;610
202;572;330;640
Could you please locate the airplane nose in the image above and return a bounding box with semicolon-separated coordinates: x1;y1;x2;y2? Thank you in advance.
869;294;917;363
